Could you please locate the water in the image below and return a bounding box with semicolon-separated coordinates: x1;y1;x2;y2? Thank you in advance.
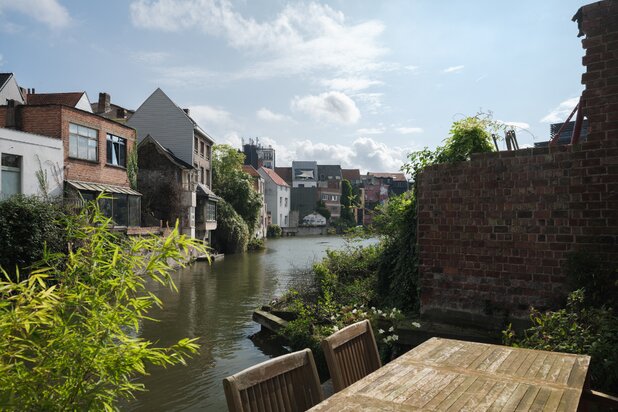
128;236;374;411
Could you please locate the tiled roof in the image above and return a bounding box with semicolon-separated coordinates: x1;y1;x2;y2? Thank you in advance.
274;167;292;185
0;73;12;90
342;168;361;181
27;92;85;107
317;164;341;179
242;164;260;177
369;172;407;182
260;167;289;187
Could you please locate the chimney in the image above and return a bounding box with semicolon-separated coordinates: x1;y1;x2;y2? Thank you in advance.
98;92;111;113
183;108;190;116
5;100;18;128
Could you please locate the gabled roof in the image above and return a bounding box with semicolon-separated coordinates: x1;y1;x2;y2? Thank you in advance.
342;168;361;181
242;164;260;178
317;164;341;179
259;167;289;187
27;92;85;107
138;134;193;169
368;172;407;182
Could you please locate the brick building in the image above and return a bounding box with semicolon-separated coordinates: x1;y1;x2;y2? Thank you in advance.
0;100;140;227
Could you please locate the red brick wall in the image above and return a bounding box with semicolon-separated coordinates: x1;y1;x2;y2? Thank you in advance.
1;105;135;187
416;0;618;323
417;141;618;321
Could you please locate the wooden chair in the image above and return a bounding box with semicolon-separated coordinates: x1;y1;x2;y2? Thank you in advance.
321;319;382;393
223;348;324;412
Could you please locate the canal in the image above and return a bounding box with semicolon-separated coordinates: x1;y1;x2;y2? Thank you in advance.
128;236;373;411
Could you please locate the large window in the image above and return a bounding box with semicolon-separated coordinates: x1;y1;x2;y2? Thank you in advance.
106;134;126;167
1;154;21;198
206;201;216;221
69;123;98;161
98;194;140;227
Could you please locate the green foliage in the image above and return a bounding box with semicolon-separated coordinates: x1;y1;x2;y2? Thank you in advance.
0;195;66;280
213;199;249;253
503;289;618;395
0;199;204;410
267;224;282;238
315;200;331;220
339;179;356;227
403;114;496;176
212;145;262;234
372;192;418;312
247;237;265;251
127;146;139;190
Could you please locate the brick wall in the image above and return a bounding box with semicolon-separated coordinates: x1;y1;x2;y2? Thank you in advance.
1;105;135;187
417;0;618;325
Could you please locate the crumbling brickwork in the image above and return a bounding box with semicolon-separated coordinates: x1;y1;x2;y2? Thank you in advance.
417;0;618;326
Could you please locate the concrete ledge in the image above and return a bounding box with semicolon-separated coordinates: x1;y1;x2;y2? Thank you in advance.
253;309;288;333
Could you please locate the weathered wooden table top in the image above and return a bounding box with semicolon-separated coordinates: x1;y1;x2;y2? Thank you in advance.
309;337;591;411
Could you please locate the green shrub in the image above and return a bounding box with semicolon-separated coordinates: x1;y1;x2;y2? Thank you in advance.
503;289;618;395
0;200;205;410
213;199;249;253
0;195;66;280
247;237;265;250
267;224;282;238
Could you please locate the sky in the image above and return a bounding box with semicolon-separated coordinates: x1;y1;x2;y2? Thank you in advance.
0;0;590;173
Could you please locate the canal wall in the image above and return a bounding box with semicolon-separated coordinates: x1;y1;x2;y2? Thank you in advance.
416;1;618;326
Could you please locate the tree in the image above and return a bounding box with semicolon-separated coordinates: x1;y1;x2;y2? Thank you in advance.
213;199;249;253
211;145;262;234
315;200;331;220
339;179;356;227
0;199;204;410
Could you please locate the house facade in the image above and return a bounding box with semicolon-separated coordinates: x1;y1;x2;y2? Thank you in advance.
317;164;342;219
0;100;141;227
258;166;290;228
127;88;217;239
0;128;63;199
0;73;26;105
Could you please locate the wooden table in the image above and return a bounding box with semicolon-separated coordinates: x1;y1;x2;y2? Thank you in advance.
309;337;590;411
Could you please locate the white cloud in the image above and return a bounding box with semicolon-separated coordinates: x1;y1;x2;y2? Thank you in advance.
130;0;388;79
354;92;384;114
133;51;170;64
291;91;360;125
357;127;385;135
222;131;242;148
321;77;383;92
395;127;423;135
0;0;70;29
404;65;419;72
443;65;464;74
540;97;579;123
256;108;289;122
152;65;217;87
187;105;233;127
497;120;530;130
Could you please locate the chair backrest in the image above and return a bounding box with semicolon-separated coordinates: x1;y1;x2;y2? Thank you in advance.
223;348;324;412
321;319;382;392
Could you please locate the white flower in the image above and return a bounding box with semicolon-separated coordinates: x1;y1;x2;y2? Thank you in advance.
388;326;394;332
333;325;339;332
392;334;399;341
352;309;357;314
371;307;376;311
412;322;421;328
378;329;384;334
377;310;383;315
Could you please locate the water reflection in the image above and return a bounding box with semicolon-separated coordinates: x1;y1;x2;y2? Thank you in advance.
128;236;375;411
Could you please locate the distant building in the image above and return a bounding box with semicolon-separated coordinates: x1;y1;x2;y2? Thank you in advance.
242;165;268;238
91;92;134;122
317;164;342;219
292;161;318;188
275;166;292;186
534;120;589;147
242;138;276;170
258;166;290;228
127;88;217;239
302;212;327;226
362;172;409;225
0;128;63;199
342;168;361;186
27;91;93;113
0;73;26;105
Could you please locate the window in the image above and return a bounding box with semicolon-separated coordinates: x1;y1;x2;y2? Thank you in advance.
284;215;288;225
284;197;288;207
206;145;211;160
97;193;140;227
206;201;216;221
321;194;328;200
106;134;126;167
200;167;205;184
194;136;198;154
1;154;21;197
69;123;98;161
200;141;205;157
205;170;210;187
279;196;282;206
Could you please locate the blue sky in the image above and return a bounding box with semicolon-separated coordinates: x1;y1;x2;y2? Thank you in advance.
0;0;589;172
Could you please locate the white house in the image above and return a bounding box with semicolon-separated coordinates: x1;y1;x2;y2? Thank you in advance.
258;166;290;228
0;73;26;105
302;212;327;226
0;128;63;199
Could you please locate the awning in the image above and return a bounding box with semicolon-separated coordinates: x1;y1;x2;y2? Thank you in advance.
66;180;142;196
196;183;220;202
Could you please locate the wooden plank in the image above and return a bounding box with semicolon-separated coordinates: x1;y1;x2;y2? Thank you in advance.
529;387;552;412
514;351;539;378
555;357;576;386
421;374;468;409
524;352;547;379
500;383;531;412
514;386;541;412
566;356;590;388
446;377;490;411
535;353;559;381
486;382;520;411
435;375;479;410
542;388;564;411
